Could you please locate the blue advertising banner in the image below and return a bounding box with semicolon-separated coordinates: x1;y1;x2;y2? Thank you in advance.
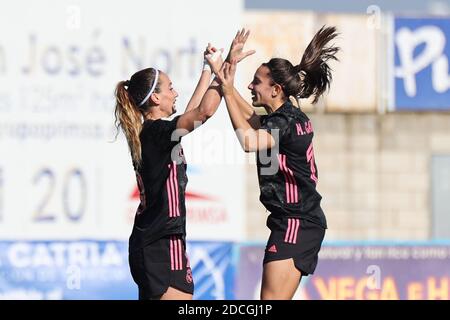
5;241;448;300
0;241;235;300
0;241;135;299
394;17;450;110
235;243;450;300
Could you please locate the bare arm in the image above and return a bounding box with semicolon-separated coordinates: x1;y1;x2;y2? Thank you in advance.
184;70;212;113
176;78;222;133
184;44;217;113
175;43;224;133
220;61;274;152
224;90;272;152
232;87;261;129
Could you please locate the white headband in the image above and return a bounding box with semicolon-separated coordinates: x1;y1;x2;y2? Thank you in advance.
138;69;159;107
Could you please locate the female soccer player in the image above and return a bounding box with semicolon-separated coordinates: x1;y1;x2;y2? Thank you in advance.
114;34;254;300
211;26;339;300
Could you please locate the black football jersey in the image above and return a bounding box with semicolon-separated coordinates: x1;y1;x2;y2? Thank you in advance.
257;102;327;229
130;116;188;249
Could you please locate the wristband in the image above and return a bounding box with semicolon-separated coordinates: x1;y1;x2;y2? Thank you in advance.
203;50;222;72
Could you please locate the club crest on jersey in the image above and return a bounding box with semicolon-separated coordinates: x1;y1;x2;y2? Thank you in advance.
186;267;193;283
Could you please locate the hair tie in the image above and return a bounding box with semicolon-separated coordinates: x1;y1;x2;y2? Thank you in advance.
293;65;302;74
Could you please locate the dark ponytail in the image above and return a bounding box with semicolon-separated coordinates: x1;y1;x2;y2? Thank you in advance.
263;26;339;104
298;26;339;103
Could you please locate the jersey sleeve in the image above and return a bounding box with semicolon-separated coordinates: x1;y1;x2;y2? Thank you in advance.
144;116;182;150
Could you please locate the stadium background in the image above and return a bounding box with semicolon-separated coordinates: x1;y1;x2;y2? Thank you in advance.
0;0;449;299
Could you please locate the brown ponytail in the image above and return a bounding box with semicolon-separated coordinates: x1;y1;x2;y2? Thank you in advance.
263;25;339;104
297;26;339;103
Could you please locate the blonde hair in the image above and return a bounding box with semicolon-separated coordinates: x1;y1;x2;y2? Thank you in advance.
114;68;160;169
114;80;144;168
